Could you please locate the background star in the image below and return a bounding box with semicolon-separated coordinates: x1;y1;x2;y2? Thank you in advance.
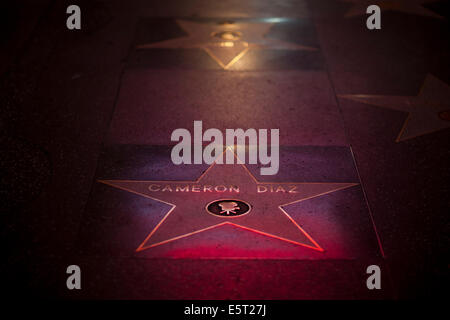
136;19;316;69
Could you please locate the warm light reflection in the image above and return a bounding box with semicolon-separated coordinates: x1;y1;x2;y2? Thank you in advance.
220;41;234;47
212;30;242;41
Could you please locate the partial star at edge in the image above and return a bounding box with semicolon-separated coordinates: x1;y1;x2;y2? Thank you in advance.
339;74;450;142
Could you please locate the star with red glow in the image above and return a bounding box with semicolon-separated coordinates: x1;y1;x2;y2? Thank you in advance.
99;148;357;252
339;74;450;142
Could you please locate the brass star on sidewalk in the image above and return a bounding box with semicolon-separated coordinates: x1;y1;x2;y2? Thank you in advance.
341;0;442;19
99;148;357;252
339;74;450;142
136;19;317;69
